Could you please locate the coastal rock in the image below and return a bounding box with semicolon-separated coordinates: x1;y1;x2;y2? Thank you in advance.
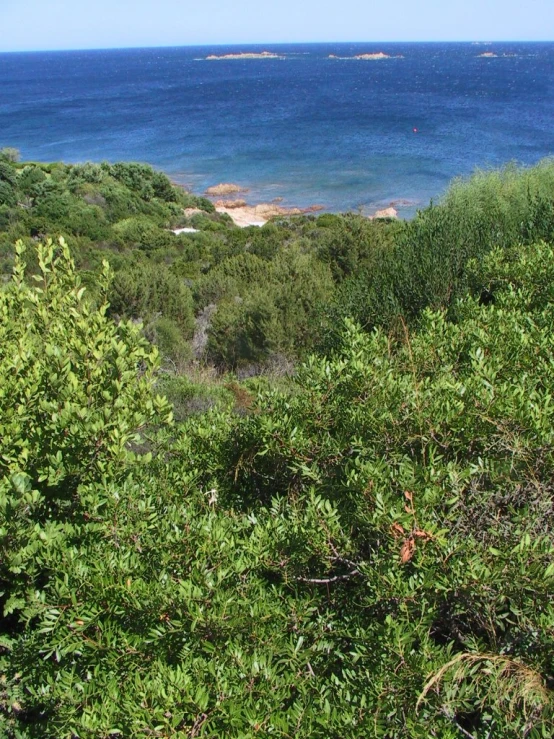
389;198;418;208
371;207;398;219
214;198;247;208
183;207;204;217
215;202;318;228
205;183;248;196
331;52;403;60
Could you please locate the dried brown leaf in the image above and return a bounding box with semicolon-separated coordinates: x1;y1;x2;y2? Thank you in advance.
391;522;405;538
413;529;432;540
400;537;416;563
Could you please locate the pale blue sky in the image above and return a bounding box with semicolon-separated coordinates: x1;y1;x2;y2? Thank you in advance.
1;0;553;52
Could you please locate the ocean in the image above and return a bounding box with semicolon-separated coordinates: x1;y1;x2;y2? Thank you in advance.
1;42;553;217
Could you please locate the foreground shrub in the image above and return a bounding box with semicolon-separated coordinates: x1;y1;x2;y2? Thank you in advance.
205;242;554;736
1;242;554;737
0;240;171;690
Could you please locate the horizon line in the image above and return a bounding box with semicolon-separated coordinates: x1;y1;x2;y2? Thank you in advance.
1;39;553;54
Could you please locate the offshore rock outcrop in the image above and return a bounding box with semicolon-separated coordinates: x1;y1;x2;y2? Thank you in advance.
206;51;283;60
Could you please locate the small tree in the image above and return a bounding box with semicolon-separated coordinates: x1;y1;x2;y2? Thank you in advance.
0;147;20;163
0;238;171;623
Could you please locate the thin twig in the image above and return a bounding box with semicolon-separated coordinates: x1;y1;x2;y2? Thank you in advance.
453;720;478;739
296;569;360;584
190;712;209;738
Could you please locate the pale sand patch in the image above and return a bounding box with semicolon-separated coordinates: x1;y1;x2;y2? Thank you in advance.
183;207;204;217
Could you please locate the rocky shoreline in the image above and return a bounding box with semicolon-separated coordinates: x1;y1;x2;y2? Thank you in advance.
201;182;401;227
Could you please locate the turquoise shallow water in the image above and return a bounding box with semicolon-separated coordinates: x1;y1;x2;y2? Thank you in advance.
1;42;553;216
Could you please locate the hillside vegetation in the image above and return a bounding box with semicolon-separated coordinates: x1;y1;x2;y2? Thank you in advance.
2;150;554;380
1;150;554;737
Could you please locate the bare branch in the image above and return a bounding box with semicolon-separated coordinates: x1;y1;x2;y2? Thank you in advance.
296;569;360;584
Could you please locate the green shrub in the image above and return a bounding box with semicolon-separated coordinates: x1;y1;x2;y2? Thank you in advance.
0;240;171;677
321;160;554;352
0;239;171;489
108;262;195;335
204;242;554;735
198;249;333;368
1;238;554;738
17;165;47;194
0;147;20;163
148;316;193;371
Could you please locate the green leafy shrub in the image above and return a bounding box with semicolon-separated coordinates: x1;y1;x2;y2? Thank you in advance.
322;160;554;350
148;316;193;372
108;262;195;335
0;147;20;163
202;241;554;736
1;237;554;737
0;239;171;632
201;250;334;368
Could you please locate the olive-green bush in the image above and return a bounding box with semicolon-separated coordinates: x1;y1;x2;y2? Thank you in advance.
1;238;553;737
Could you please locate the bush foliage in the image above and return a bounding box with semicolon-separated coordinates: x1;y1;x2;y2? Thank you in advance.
0;233;553;737
1;158;554;737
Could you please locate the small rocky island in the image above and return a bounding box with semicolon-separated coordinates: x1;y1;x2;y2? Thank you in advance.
206;51;283;60
329;52;403;60
355;52;391;60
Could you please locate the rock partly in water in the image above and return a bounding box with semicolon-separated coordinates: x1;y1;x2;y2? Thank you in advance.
205;183;249;196
371;207;398;219
215;202;325;228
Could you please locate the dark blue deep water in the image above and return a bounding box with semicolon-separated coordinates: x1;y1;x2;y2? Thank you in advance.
1;43;553;216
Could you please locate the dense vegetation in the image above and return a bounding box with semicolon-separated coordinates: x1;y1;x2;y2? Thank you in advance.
1;148;554;736
3;150;554;383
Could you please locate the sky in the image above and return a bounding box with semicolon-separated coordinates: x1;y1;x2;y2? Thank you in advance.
1;0;553;52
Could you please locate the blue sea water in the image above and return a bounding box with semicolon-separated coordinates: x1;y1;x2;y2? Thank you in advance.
1;42;553;216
